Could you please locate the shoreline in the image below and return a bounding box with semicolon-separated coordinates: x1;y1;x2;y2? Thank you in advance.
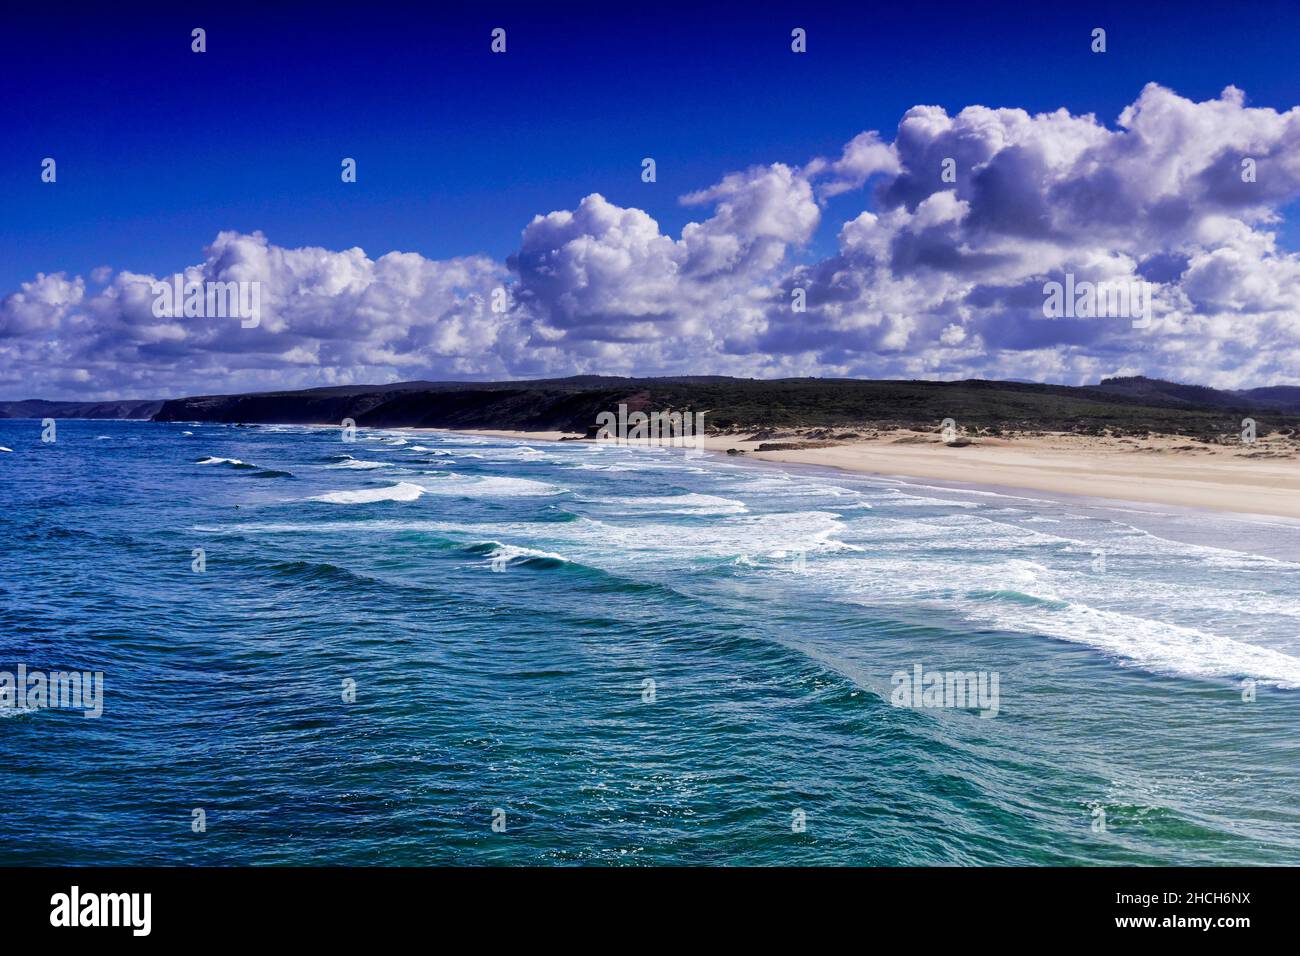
425;426;1300;523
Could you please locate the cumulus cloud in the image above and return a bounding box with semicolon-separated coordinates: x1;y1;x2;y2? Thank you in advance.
760;83;1300;387
805;130;901;199
4;83;1300;398
507;162;818;371
0;232;516;398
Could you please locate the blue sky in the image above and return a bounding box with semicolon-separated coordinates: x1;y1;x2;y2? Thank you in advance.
4;0;1297;291
3;0;1300;398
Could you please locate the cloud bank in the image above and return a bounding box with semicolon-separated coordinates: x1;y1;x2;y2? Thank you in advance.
4;83;1299;399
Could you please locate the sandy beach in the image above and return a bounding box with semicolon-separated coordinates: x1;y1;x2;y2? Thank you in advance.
431;428;1300;520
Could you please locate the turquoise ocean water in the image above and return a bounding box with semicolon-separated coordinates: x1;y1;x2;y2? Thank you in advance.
1;419;1297;864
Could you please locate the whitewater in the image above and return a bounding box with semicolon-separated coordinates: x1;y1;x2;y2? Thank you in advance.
1;418;1297;864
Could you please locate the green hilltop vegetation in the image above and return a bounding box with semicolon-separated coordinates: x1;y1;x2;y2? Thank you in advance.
5;376;1298;439
129;375;1300;440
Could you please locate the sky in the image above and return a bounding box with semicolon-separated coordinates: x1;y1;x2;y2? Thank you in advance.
2;0;1299;399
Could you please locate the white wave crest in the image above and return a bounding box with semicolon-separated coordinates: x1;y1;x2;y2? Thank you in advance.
310;482;425;504
599;493;748;515
484;543;569;565
415;473;563;497
328;457;390;470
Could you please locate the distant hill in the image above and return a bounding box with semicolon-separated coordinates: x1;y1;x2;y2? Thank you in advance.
10;375;1295;437
148;375;1300;438
0;398;163;419
1237;385;1300;412
1095;375;1300;413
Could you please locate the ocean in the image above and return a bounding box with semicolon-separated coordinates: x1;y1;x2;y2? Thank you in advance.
2;418;1297;865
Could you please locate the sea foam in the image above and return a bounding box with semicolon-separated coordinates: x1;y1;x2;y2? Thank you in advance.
310;482;425;504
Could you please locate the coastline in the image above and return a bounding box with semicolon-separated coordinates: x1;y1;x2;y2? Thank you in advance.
425;427;1300;522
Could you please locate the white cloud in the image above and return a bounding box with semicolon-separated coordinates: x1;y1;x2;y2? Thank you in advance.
4;84;1300;398
0;232;515;397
